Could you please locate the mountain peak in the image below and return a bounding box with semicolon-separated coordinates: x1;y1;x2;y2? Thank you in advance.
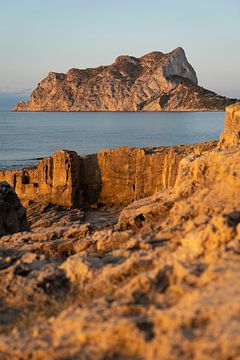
13;48;236;112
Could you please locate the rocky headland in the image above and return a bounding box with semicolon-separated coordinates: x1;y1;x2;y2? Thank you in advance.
13;47;236;112
0;103;240;359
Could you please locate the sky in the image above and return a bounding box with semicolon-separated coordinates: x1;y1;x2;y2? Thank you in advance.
0;0;239;99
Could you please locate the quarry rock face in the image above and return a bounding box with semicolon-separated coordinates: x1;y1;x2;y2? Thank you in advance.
13;47;236;112
0;181;28;236
1;104;240;359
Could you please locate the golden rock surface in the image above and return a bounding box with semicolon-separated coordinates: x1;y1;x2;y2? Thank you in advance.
0;104;240;359
0;142;216;207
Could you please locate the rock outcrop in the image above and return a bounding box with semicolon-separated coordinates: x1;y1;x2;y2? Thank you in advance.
13;47;236;112
0;104;240;359
219;102;240;148
0;142;216;207
0;150;82;208
0;181;28;236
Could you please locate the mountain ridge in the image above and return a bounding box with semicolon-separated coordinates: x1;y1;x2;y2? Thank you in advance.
13;47;236;112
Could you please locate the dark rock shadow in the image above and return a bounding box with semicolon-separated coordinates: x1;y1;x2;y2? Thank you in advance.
80;153;103;205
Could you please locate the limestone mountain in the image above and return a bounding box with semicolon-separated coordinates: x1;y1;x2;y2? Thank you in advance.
13;47;236;112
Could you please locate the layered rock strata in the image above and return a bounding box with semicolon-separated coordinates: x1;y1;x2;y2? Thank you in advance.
0;150;82;208
13;47;236;112
0;142;216;207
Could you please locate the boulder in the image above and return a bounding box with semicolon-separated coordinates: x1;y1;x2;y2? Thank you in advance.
0;181;28;236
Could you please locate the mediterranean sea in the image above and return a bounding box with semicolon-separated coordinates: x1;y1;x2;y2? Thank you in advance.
0;111;225;170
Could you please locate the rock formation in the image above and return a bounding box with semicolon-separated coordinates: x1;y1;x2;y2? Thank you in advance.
0;181;28;236
13;47;236;112
0;142;216;207
0;104;240;359
0;150;82;208
219;102;240;148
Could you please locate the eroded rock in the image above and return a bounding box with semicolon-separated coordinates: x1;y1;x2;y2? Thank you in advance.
0;182;28;236
219;102;240;148
0;142;216;207
0;104;240;359
0;150;82;207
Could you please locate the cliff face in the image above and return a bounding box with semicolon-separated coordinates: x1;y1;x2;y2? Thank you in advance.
0;142;216;207
13;47;236;112
0;150;82;208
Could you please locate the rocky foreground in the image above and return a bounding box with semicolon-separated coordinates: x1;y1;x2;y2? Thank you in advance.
0;103;240;359
13;47;236;112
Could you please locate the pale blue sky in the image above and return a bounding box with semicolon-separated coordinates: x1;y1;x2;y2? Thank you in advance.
0;0;239;97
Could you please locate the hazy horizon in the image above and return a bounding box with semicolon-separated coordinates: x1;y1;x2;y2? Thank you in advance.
1;0;239;100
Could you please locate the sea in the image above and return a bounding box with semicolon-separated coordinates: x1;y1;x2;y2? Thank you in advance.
0;111;225;170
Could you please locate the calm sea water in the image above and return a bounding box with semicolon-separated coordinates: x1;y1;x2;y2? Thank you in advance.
0;111;225;170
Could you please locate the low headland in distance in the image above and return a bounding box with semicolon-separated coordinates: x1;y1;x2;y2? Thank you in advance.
13;47;237;112
0;102;240;359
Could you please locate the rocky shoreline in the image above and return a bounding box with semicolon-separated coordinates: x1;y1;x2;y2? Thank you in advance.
0;141;217;208
0;103;240;359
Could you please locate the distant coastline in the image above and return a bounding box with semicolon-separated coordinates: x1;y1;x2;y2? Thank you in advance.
0;93;29;111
